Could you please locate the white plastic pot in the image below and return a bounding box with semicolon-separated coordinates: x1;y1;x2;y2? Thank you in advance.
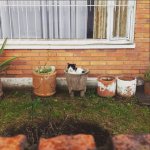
117;76;137;97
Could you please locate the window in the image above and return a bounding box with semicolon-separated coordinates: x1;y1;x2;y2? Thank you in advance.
0;0;136;49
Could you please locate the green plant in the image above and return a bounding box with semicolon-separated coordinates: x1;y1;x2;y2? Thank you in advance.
35;64;55;74
0;38;17;72
144;67;150;82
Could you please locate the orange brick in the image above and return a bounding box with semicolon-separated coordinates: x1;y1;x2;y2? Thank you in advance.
18;57;32;61
39;53;49;56
91;53;106;57
76;61;90;66
56;61;68;66
73;53;91;57
48;52;57;56
15;65;32;70
106;70;123;75
57;53;73;57
40;61;56;66
27;61;40;65
7;70;22;75
106;61;124;65
31;50;48;53
22;70;33;74
90;70;106;74
90;61;106;65
22;53;39;56
50;57;65;61
106;53;126;57
32;57;48;61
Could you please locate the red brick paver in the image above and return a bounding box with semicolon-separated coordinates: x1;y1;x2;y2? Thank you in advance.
38;134;96;150
113;134;150;150
0;135;27;150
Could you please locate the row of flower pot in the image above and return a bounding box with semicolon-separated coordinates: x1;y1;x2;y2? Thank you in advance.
97;76;137;98
32;65;137;98
31;65;149;98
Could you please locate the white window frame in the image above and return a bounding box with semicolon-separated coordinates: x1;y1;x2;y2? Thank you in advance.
0;0;136;49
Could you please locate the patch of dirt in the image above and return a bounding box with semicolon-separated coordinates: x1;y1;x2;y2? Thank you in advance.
1;119;114;150
136;86;150;106
118;76;135;81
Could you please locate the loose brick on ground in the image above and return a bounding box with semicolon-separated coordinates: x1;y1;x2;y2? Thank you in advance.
0;135;27;150
113;134;150;150
38;134;96;150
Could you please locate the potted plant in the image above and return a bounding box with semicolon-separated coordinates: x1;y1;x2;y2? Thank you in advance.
117;76;137;97
144;67;150;95
97;76;116;97
0;39;17;98
32;65;56;97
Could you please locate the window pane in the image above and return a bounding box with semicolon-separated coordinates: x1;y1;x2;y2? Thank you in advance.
113;0;128;38
93;0;107;39
87;0;94;38
0;0;88;39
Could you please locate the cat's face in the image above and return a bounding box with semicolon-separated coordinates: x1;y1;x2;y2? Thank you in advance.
67;63;77;70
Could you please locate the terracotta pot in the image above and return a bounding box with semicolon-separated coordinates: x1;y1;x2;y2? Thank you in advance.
144;81;150;95
117;76;137;97
33;71;56;97
0;78;3;98
97;76;116;97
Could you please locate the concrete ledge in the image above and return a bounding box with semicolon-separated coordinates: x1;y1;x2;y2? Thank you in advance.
1;77;143;89
1;77;98;88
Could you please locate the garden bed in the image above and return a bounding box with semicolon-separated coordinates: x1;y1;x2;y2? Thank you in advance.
0;88;149;149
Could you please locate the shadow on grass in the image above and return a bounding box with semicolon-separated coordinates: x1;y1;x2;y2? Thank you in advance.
2;118;114;150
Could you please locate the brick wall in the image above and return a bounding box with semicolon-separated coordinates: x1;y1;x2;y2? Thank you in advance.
0;0;150;78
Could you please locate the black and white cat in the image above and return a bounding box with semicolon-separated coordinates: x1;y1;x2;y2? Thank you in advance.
67;63;85;74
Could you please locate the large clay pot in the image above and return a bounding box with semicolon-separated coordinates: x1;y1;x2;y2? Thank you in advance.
117;76;137;97
144;81;150;95
97;76;116;97
33;71;56;97
0;78;3;98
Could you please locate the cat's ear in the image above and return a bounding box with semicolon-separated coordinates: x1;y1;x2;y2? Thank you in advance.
67;63;70;67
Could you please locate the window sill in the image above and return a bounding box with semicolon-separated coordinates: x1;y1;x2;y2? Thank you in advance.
0;39;135;49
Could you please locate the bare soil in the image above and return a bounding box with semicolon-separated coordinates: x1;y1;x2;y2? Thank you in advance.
118;76;135;81
2;119;113;150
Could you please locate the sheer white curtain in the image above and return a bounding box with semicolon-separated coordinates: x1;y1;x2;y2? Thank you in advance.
0;0;88;39
0;0;43;38
113;0;128;38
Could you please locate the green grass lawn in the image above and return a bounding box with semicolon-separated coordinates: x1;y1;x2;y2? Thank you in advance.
0;89;150;135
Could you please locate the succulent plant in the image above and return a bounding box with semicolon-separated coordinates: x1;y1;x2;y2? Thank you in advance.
35;65;55;74
0;39;17;72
